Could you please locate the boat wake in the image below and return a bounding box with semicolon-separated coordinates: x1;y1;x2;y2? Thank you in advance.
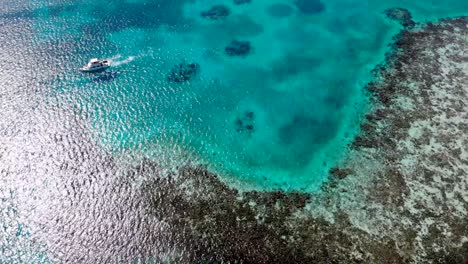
109;55;136;67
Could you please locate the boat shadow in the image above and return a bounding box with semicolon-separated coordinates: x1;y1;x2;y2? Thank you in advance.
90;71;121;83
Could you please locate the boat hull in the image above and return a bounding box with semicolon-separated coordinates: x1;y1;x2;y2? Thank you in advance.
79;61;111;73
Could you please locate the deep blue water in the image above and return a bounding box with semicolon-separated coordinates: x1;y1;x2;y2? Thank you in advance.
1;0;467;262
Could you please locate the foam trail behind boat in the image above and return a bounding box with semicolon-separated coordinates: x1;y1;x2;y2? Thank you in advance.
110;55;135;67
109;54;121;60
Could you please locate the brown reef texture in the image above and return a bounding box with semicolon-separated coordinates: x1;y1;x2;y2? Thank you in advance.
129;17;468;263
22;16;467;264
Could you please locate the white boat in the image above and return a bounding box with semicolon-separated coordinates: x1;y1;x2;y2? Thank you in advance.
80;58;110;72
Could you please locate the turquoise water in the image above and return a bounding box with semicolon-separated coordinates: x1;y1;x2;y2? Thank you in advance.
25;0;468;191
1;0;468;262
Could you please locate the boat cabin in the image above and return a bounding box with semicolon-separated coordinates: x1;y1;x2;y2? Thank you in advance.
80;58;109;72
88;58;102;67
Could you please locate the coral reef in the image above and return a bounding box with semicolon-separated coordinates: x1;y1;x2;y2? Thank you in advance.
167;62;200;83
235;111;255;133
201;5;231;20
320;17;468;262
233;0;251;5
116;18;467;262
17;11;466;264
225;40;251;57
384;8;416;28
294;0;325;15
149;17;467;263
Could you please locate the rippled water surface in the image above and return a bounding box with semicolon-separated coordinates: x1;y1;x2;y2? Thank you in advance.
1;0;467;262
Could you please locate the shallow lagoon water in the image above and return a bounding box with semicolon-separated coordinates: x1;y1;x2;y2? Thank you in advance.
18;0;467;191
0;2;467;189
0;0;467;261
29;0;382;190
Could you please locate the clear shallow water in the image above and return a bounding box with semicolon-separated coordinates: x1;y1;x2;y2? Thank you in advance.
0;0;467;262
19;0;468;191
27;0;406;191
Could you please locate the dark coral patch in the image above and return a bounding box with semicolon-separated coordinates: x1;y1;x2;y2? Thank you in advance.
235;111;255;133
167;62;200;83
233;0;251;5
384;8;415;28
330;167;353;179
201;5;231;20
225;40;251;57
295;0;325;15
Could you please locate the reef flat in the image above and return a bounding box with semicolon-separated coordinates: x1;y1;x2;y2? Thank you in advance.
32;16;466;263
124;16;467;263
312;16;468;262
1;3;467;263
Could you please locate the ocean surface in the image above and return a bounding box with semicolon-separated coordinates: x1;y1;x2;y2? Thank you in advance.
1;0;467;262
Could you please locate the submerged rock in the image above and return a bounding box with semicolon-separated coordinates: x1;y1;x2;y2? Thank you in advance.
330;167;353;179
201;5;231;20
233;0;251;5
167;62;200;83
245;111;254;119
384;8;415;28
225;40;251;57
235;111;255;133
294;0;325;15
